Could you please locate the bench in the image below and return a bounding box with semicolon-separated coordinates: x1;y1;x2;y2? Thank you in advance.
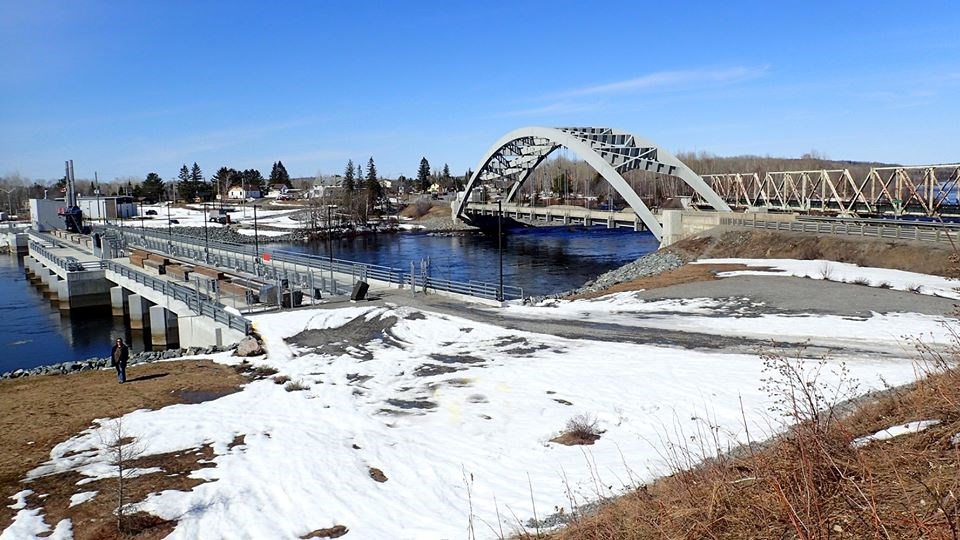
165;264;192;281
192;265;224;280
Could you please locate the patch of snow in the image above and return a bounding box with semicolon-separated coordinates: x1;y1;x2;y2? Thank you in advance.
695;258;960;299
952;433;960;446
504;293;955;348
68;491;97;507
10;304;923;539
852;420;942;447
1;490;72;540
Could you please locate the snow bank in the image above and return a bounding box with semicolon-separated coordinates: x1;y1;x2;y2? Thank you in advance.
12;304;922;539
852;420;941;447
695;258;960;299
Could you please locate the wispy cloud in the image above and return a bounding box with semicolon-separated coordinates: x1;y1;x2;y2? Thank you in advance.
554;66;769;98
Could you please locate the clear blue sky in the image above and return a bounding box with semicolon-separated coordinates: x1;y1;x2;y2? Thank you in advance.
1;1;958;182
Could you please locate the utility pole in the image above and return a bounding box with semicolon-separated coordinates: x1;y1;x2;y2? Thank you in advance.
497;199;503;302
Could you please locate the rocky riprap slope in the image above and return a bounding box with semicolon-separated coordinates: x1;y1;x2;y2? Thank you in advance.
564;251;686;297
1;344;234;380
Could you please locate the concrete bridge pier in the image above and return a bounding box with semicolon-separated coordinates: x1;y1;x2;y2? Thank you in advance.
128;294;151;331
39;268;58;297
110;286;130;318
149;305;179;348
54;271;112;311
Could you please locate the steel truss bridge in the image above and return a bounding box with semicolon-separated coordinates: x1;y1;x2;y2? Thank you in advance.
455;127;960;240
695;165;960;218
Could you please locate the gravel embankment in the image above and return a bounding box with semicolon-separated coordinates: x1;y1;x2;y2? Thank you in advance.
563;251;685;297
0;344;234;380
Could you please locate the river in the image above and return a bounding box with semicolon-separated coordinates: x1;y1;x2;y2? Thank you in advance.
1;226;657;373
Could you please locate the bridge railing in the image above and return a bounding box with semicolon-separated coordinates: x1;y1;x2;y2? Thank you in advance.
721;215;960;244
101;259;251;334
97;225;524;301
28;231;251;334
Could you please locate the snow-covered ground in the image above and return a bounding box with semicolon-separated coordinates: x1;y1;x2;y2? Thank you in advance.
696;258;960;300
5;293;935;538
501;261;958;351
119;203;304;231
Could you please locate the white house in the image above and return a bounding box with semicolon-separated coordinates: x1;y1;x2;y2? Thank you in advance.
228;185;262;200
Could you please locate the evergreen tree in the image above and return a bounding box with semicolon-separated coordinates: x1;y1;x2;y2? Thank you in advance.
269;161;291;187
142;172;164;202
356;164;362;182
343;159;355;191
178;165;191;183
458;168;472;192
417;157;431;192
364;156;383;212
190;163;203;182
240;169;265;192
212;167;238;202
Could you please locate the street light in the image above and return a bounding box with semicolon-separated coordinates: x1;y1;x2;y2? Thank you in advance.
252;204;260;273
497;199;503;302
138;201;144;235
327;204;336;287
166;202;173;252
202;203;209;263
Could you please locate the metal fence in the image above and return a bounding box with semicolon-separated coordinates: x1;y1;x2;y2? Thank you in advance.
720;216;960;244
27;232;251;334
98;225;524;301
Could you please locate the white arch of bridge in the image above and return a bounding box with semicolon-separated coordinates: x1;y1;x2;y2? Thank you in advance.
453;127;731;240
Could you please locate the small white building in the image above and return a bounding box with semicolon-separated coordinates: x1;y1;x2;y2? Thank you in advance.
228;185;262;200
76;195;137;221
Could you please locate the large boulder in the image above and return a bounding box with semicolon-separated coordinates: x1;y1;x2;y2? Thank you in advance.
235;336;264;357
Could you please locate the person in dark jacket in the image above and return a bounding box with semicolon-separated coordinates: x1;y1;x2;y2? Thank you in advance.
111;338;129;383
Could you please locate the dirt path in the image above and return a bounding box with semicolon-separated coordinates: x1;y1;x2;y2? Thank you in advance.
0;359;247;536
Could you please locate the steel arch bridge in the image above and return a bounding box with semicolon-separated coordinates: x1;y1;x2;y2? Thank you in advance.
453;127;731;240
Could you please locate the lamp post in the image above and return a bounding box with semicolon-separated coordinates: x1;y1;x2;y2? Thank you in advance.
166;202;173;252
327;204;335;286
202;203;209;263
497;199;503;302
252;204;260;271
138;200;144;236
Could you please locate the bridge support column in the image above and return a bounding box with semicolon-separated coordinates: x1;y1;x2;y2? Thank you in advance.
177;315;229;348
24;257;38;280
56;279;70;311
128;294;151;331
149;305;179;348
111;286;130;318
607;215;614;229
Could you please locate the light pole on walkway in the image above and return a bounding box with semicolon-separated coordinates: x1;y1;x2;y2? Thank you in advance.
497;199;503;302
252;204;260;271
202;204;209;263
327;204;336;287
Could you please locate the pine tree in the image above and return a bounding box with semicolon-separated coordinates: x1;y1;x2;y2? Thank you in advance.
142;172;164;202
269;161;291;188
343;159;355;191
365;156;383;212
417;157;431;192
190;163;203;183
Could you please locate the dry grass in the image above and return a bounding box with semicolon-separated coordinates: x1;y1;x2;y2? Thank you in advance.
534;351;960;540
0;360;247;538
551;414;603;446
569;263;762;300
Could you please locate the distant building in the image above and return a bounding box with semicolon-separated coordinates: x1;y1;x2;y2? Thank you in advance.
228;185;262;200
308;185;343;200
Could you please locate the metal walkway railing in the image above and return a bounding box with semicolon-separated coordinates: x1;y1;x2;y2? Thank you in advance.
98;225;524;301
27;232;251;334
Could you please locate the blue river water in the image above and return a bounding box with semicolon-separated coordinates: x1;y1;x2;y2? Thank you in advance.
0;226;658;373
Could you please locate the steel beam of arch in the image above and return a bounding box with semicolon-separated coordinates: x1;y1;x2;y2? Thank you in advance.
455;127;731;240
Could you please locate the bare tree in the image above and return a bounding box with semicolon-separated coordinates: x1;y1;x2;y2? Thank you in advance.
99;417;145;533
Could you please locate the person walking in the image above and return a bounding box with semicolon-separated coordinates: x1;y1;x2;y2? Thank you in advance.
111;338;129;384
